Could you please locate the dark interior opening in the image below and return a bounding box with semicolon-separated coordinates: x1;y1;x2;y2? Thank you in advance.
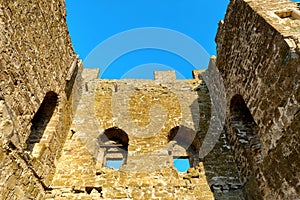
99;127;129;151
26;92;58;151
229;95;259;148
229;94;262;193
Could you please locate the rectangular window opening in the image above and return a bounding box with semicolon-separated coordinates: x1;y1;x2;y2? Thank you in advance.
105;158;123;170
173;157;190;172
275;9;300;20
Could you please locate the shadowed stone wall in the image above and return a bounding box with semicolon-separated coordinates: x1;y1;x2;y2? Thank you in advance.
216;0;300;199
0;0;80;199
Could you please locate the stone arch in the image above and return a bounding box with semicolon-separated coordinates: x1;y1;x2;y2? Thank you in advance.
97;127;129;169
99;127;129;150
168;125;199;171
26;91;58;152
228;94;262;180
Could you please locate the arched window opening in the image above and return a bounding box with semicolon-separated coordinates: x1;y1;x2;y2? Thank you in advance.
98;127;129;170
229;95;262;180
26;92;58;152
168;126;199;172
229;95;261;152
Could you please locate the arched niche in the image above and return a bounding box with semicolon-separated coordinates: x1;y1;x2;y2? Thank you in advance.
26;91;58;152
168;125;199;172
229;94;262;180
97;127;129;170
229;95;261;153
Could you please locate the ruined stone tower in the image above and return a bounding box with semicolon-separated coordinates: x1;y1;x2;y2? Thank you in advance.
0;0;299;199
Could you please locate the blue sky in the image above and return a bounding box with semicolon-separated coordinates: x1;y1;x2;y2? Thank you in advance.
65;0;229;79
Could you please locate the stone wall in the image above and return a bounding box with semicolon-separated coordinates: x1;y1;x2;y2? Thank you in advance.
45;68;257;199
46;69;217;199
216;0;299;199
1;0;299;199
0;0;79;199
198;58;246;199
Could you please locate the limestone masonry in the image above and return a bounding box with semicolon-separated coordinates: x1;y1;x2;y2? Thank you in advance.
0;0;299;199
